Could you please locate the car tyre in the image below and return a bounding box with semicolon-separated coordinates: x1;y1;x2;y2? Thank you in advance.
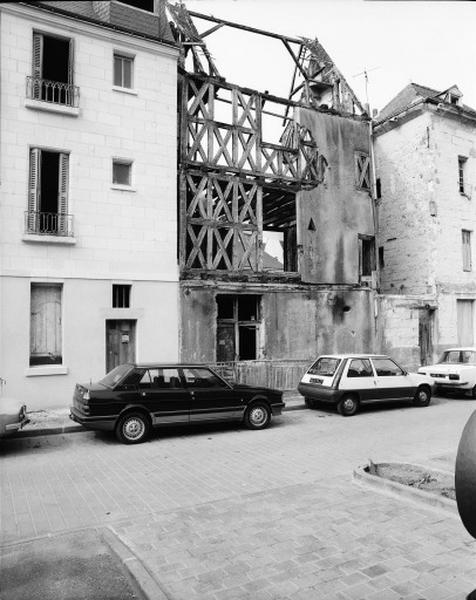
337;394;359;416
115;411;150;444
244;402;271;430
471;386;476;399
305;397;316;409
413;386;431;407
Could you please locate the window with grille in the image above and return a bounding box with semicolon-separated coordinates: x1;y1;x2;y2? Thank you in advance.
30;32;75;106
113;53;134;89
27;148;70;236
112;159;132;186
30;283;63;366
113;285;131;308
355;152;371;191
462;230;472;272
458;156;467;194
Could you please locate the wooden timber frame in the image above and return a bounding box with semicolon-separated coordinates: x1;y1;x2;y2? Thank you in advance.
170;4;367;276
178;73;325;274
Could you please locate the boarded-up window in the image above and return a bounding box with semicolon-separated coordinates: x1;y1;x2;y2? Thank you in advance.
355;152;371;191
462;230;472;271
457;300;474;346
30;284;62;366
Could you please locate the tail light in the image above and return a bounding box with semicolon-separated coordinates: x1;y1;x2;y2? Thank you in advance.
449;374;460;380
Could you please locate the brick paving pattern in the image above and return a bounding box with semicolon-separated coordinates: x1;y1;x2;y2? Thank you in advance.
2;396;476;599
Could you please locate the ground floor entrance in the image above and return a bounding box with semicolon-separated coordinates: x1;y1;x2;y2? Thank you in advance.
105;320;136;373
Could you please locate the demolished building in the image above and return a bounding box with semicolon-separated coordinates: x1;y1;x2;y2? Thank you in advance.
168;4;379;385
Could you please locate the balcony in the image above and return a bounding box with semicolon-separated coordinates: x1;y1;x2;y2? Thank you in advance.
25;76;80;115
23;211;75;244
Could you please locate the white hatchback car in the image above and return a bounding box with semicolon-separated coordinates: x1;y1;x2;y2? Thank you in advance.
298;354;435;416
418;348;476;398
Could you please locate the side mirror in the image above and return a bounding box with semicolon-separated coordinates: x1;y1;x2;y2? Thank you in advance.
455;410;476;538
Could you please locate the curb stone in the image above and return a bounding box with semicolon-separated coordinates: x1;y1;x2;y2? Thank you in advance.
10;399;307;439
353;462;458;517
103;526;170;600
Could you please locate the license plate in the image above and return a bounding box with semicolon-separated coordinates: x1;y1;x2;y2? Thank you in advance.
310;377;323;384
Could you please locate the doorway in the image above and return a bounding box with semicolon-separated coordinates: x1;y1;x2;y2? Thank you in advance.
418;308;434;366
105;320;136;373
457;300;474;346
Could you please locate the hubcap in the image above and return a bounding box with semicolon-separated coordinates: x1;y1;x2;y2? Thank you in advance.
250;407;266;425
123;417;145;440
343;398;354;411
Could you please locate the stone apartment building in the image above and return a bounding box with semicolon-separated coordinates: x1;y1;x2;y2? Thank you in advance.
0;0;179;408
374;83;476;368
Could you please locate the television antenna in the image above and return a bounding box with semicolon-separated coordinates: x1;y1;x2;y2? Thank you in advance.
353;66;380;109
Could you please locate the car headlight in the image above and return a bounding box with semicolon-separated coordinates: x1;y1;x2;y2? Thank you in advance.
449;374;460;380
83;391;90;401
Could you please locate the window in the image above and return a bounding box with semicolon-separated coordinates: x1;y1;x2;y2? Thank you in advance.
182;368;227;388
378;246;385;269
462;230;472;271
458;156;467;194
29;32;76;106
347;359;373;378
112;159;132;186
358;235;376;279
112;284;131;308
376;178;382;199
308;357;341;377
139;368;182;389
113;53;134;89
372;358;404;377
27;148;71;236
30;283;63;366
216;295;260;361
355;152;371;191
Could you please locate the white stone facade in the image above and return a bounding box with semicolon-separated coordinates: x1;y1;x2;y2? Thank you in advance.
0;3;180;408
375;102;476;365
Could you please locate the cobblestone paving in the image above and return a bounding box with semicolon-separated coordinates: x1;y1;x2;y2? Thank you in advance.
2;396;476;599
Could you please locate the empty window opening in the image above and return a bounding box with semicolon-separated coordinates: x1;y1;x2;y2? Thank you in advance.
355;152;371;191
113;284;131;308
376;178;382;199
118;0;154;11
32;32;73;105
458;156;467;194
262;187;297;272
462;229;472;271
112;159;132;186
216;295;261;362
30;283;63;366
114;53;134;88
378;246;385;269
359;235;376;280
28;149;69;235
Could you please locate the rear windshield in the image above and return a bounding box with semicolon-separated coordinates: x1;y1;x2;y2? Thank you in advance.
99;364;134;388
439;350;476;365
308;357;341;377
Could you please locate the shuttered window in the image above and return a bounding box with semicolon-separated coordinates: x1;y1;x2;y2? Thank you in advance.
27;149;69;235
462;230;472;272
30;284;63;366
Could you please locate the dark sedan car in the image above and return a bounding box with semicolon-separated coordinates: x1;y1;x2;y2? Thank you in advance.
70;363;285;444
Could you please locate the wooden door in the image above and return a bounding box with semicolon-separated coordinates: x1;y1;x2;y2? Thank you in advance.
419;308;434;366
106;320;136;373
457;300;474;346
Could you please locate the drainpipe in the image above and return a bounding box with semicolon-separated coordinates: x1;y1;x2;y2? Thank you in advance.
367;110;380;348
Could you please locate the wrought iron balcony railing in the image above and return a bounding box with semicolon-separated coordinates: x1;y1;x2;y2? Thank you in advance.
26;76;79;108
24;211;74;237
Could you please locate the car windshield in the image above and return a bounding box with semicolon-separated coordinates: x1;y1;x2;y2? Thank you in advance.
99;364;134;388
438;351;476;365
308;357;341;377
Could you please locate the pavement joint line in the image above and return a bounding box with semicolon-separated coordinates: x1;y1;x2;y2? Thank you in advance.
104;525;170;600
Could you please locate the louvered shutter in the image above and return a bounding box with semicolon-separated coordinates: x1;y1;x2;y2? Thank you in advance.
28;148;41;232
67;40;75;106
32;33;43;99
58;153;69;235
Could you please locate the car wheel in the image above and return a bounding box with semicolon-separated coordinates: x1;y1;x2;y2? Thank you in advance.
244;402;271;430
115;412;150;444
305;397;316;409
413;386;431;407
337;395;359;416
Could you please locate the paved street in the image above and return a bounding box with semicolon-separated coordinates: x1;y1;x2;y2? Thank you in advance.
2;397;476;599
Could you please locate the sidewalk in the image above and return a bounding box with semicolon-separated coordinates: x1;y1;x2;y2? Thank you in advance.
16;391;306;437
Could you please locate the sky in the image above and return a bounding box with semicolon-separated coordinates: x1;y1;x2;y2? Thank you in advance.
182;0;476;114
